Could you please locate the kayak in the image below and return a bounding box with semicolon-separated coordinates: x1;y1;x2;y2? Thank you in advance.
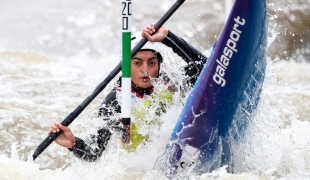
160;0;268;176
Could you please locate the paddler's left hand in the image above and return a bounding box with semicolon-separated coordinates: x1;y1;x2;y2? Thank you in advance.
142;24;168;42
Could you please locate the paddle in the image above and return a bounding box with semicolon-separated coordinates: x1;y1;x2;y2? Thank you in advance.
32;0;186;161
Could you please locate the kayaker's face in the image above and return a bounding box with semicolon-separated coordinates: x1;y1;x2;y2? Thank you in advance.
131;50;159;89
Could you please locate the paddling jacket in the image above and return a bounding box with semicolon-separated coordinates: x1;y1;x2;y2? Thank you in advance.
69;30;208;162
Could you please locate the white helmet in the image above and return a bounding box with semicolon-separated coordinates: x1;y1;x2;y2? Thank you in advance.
131;32;163;62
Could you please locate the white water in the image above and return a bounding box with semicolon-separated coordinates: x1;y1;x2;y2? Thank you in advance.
0;0;309;179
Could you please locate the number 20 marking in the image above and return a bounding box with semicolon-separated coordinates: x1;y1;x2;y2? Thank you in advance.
122;1;132;15
122;1;132;30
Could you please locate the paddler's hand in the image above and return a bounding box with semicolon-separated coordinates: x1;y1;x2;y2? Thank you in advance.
142;24;168;42
48;122;76;149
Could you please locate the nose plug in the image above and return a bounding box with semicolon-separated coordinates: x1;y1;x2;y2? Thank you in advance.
143;71;149;82
143;71;149;76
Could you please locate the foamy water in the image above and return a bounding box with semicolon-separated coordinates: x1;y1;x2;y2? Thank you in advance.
0;0;309;179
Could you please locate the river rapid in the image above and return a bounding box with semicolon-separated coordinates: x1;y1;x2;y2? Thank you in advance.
0;0;309;179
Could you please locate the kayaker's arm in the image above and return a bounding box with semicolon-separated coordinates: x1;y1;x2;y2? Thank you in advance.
68;89;120;162
98;89;121;117
162;30;208;85
69;128;111;162
162;31;207;64
142;25;207;85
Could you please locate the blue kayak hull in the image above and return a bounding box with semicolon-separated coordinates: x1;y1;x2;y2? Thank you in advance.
161;0;268;175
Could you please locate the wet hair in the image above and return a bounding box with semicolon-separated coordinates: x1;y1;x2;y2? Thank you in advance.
138;49;163;63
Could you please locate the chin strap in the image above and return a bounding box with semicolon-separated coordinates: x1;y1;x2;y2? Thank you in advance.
131;82;154;96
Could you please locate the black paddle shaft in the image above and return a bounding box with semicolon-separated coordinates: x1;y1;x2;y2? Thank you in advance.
32;0;185;161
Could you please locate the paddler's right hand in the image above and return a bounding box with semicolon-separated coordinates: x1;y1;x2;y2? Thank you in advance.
48;122;76;149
